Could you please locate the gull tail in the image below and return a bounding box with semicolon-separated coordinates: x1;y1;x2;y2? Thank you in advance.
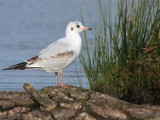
2;62;27;70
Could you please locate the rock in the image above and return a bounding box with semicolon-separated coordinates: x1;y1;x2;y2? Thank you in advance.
0;83;159;120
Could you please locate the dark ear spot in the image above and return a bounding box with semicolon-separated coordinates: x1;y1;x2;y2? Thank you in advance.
71;27;74;30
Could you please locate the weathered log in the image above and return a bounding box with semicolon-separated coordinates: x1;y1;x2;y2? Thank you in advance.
23;83;57;111
0;83;159;120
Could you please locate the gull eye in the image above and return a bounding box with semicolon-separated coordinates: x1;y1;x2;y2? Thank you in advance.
76;25;80;28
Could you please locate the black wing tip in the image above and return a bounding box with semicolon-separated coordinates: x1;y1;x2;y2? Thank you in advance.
2;62;27;70
2;68;12;70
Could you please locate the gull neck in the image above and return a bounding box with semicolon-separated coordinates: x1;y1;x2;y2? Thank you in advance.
66;31;81;40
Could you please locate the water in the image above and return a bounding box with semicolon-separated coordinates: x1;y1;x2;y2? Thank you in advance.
0;0;95;91
0;0;118;91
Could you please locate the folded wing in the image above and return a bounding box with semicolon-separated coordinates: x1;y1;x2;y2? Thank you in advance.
26;38;75;70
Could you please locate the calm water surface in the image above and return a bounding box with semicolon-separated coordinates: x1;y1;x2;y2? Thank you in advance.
0;0;94;91
0;0;117;91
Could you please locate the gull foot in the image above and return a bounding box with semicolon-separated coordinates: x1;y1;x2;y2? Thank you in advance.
56;84;72;88
56;84;61;87
61;84;72;88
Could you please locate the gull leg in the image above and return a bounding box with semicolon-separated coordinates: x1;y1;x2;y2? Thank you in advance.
60;71;72;88
55;72;61;87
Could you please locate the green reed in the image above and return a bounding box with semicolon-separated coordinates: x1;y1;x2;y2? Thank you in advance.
80;0;160;104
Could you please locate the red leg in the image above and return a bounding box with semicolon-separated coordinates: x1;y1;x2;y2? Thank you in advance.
60;71;72;88
55;72;61;87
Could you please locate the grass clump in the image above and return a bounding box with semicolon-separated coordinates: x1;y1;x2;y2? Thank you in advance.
80;0;160;104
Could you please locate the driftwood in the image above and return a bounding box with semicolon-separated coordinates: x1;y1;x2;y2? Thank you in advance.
0;83;159;120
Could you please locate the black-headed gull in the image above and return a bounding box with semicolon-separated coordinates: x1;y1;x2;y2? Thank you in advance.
3;21;92;88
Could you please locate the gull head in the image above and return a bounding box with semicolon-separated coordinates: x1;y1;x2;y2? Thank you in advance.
66;21;92;35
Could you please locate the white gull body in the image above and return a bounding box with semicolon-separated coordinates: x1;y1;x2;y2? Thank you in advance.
28;25;82;73
3;21;91;88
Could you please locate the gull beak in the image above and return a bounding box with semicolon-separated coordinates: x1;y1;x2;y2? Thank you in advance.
82;27;92;30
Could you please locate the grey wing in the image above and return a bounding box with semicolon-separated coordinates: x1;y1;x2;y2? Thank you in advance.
27;38;75;69
39;38;71;58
